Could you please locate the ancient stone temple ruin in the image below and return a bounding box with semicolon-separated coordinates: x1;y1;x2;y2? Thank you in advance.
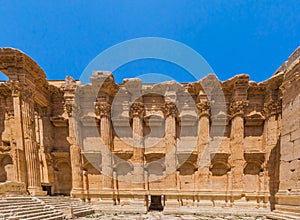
0;47;299;217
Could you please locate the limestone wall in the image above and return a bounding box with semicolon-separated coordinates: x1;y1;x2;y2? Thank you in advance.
276;59;300;214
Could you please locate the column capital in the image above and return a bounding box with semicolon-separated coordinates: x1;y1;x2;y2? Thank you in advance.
95;102;111;117
229;100;248;117
7;80;21;97
263;99;282;118
65;100;74;117
196;101;210;118
163;101;178;118
129;102;144;118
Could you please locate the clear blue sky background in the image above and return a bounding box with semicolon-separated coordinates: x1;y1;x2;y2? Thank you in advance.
0;0;299;83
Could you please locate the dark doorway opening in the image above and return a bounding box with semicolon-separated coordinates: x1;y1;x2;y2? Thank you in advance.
149;195;163;211
42;185;52;195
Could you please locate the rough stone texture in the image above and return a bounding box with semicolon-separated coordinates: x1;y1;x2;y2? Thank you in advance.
0;47;299;217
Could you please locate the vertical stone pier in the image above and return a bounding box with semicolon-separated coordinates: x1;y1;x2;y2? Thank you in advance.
129;102;145;187
96;102;113;189
22;89;45;196
64;77;84;197
164;101;178;189
196;101;210;191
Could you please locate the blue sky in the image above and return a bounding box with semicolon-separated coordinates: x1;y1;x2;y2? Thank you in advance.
0;0;299;83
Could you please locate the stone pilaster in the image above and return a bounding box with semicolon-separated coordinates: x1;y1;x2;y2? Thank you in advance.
95;101;113;189
66;102;84;196
263;99;281;203
196;101;210;190
229;100;248;192
22;89;45;195
163;101;178;189
129;102;145;186
9;81;27;183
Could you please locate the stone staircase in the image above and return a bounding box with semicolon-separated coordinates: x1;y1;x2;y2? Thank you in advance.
0;196;64;220
38;196;94;218
267;210;300;220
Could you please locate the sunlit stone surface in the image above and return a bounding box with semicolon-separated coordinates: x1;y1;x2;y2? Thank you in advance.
0;47;299;219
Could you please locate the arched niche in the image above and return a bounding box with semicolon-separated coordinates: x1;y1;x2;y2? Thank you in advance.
115;161;133;176
243;152;265;192
178;161;197;176
146;161;165;176
209;153;231;176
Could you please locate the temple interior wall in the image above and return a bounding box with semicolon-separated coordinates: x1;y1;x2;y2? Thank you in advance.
0;47;299;215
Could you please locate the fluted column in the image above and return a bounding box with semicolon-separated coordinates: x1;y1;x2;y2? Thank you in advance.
65;101;84;196
164;101;178;188
9;81;27;183
96;102;113;189
196;101;210;190
22;91;44;195
129;102;144;186
229;101;248;192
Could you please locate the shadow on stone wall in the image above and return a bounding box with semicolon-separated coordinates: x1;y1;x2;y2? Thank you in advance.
267;137;280;211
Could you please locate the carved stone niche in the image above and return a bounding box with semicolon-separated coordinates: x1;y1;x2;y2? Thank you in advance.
243;152;265;175
111;116;131;127
50;116;68;127
209;152;231;176
245;110;265;126
178;113;197;127
144;114;164;127
211;111;230;126
80;115;98;127
113;151;133;160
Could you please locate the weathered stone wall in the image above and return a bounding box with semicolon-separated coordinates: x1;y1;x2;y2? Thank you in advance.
0;47;299;215
276;57;300;214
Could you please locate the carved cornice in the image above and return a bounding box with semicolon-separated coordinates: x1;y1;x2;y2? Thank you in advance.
196;101;210;117
263;99;282;118
129;102;144;118
95;102;111;118
163;101;178;118
229;100;248;117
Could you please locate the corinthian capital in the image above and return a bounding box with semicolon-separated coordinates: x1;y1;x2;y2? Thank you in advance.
65;101;74;117
229;100;248;117
129;102;144;118
196;101;210;117
95;102;111;117
163;101;178;118
263;99;282;118
7;80;20;97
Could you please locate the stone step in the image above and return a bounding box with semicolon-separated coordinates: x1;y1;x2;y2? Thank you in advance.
0;203;44;212
7;209;60;220
73;208;94;217
22;212;64;220
12;206;52;216
268;210;300;220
